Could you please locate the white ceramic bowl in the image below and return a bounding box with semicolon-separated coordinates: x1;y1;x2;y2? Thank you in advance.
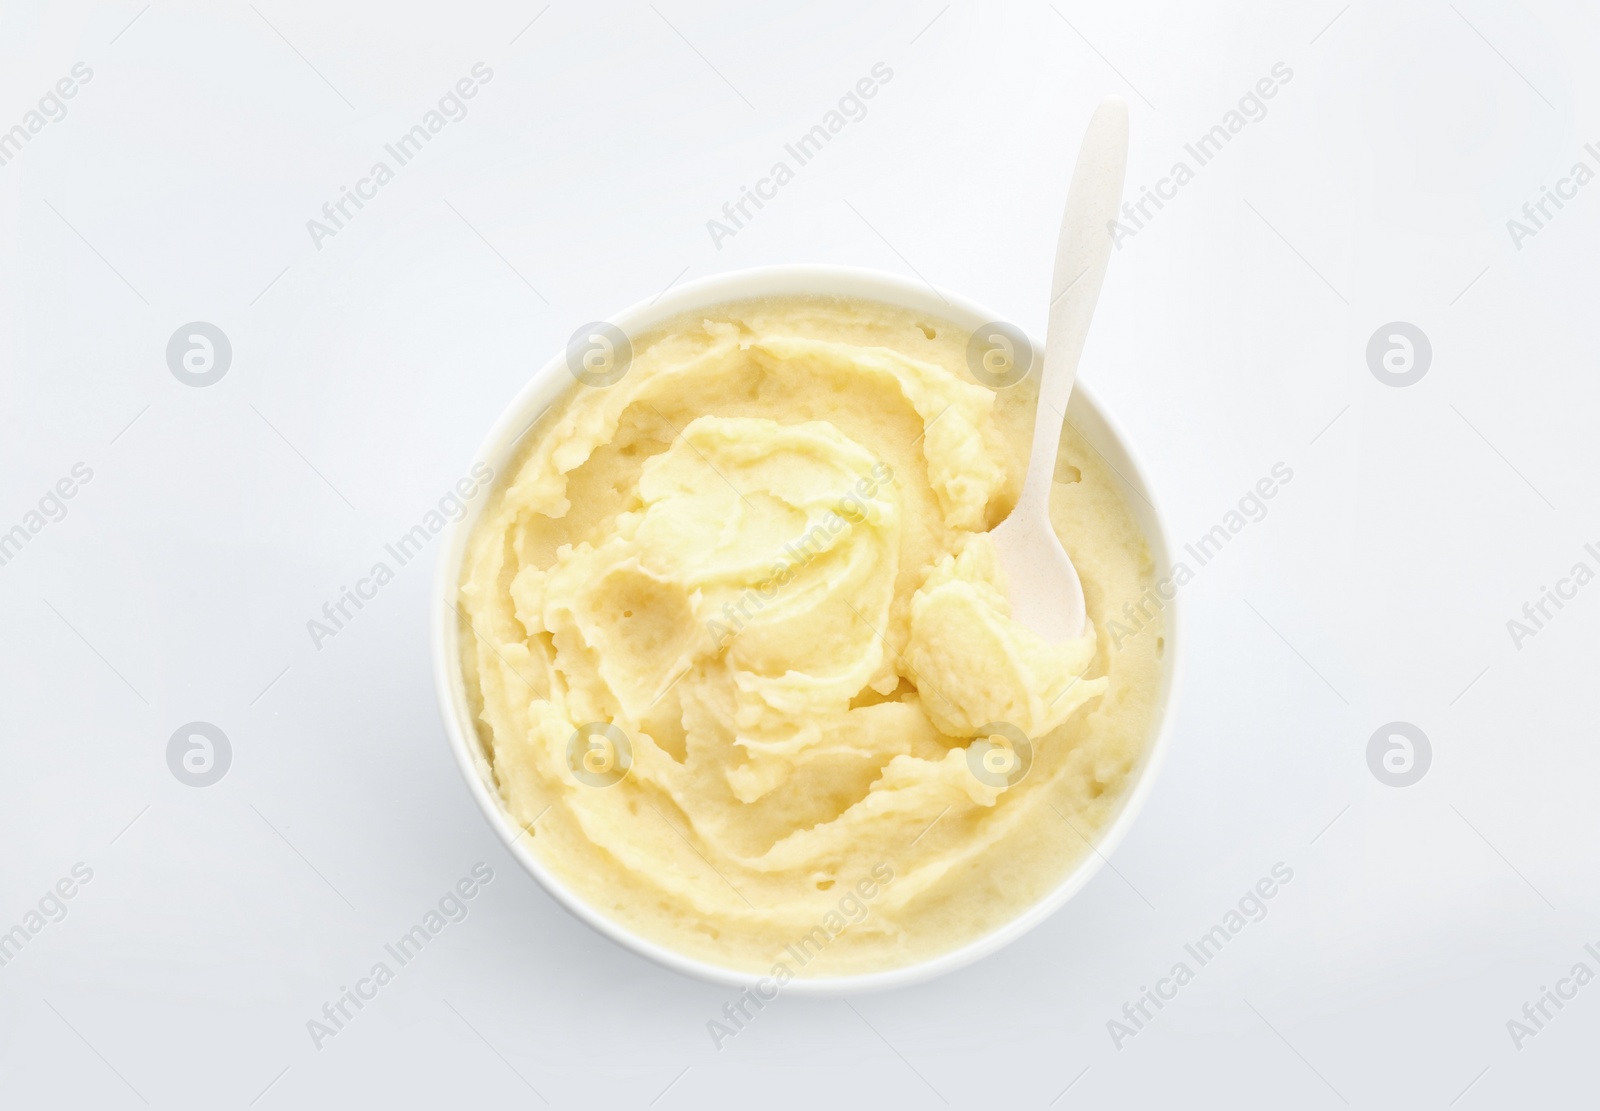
432;264;1182;994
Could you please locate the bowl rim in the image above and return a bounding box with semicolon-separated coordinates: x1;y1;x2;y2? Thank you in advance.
431;262;1184;995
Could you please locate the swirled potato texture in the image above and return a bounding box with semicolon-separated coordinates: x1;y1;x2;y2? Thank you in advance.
458;298;1162;975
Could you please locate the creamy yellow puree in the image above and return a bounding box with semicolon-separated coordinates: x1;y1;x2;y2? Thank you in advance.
457;297;1163;976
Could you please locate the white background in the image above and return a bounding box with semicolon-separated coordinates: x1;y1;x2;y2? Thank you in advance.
2;1;1596;1107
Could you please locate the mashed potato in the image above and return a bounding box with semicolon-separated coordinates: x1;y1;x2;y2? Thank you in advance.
457;297;1163;976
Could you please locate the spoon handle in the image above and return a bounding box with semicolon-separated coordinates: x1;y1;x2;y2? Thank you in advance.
1018;96;1129;514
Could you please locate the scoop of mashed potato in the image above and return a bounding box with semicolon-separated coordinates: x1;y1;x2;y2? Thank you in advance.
458;297;1162;976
